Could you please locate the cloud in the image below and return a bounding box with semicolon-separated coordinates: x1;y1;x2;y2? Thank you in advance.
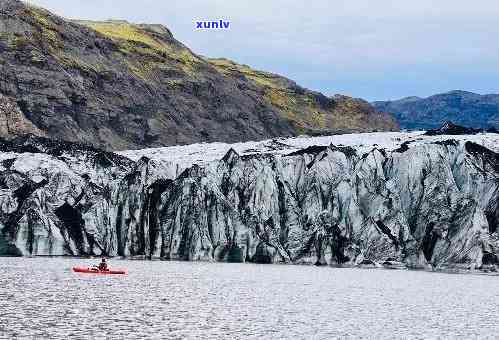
27;0;499;100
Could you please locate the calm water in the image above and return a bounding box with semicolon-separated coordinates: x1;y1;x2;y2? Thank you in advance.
0;258;498;339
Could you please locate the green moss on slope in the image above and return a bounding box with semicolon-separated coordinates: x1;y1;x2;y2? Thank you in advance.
80;21;202;79
209;58;397;134
74;21;396;134
0;1;398;150
24;5;63;49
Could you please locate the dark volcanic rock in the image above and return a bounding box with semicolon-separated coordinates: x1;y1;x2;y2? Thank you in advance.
0;93;44;138
0;0;398;151
0;134;134;169
425;122;482;136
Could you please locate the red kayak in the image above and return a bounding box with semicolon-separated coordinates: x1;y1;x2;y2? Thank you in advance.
73;267;127;275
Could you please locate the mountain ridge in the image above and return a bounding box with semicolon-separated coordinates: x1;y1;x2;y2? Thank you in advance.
0;0;397;150
373;90;499;130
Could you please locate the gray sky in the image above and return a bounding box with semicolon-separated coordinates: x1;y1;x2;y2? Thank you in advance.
27;0;499;101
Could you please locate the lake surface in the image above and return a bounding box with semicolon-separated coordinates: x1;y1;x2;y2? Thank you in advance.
0;258;498;339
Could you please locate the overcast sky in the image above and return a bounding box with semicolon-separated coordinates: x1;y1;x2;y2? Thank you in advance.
27;0;499;101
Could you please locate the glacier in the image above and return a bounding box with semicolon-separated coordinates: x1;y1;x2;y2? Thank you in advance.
0;132;497;271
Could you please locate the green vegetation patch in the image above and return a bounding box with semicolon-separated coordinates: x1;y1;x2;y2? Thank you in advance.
210;58;333;132
81;21;203;79
25;5;63;49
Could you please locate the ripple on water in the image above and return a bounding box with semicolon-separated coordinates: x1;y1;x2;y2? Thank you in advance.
0;258;498;339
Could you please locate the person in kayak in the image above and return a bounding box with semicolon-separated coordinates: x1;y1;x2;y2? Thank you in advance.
96;258;109;271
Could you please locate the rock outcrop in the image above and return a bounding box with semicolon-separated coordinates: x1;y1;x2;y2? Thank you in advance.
0;0;397;151
0;132;497;271
425;122;498;136
0;94;44;138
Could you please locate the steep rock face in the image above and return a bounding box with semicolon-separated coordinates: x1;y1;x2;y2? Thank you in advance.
209;59;398;135
373;90;499;130
0;0;397;151
0;133;497;270
0;94;44;138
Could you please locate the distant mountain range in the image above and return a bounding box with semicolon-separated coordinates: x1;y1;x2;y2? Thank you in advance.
373;90;499;130
0;0;397;151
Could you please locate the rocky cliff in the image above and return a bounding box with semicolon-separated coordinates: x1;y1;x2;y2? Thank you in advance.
373;90;499;130
1;132;497;271
0;93;45;138
0;0;397;151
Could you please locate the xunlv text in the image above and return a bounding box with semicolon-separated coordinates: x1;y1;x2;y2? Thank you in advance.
196;20;230;30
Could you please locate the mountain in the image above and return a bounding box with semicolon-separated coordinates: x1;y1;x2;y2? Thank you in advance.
0;0;397;151
373;90;499;130
1;131;497;271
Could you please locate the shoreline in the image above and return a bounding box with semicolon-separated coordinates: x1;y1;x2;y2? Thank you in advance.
4;255;498;276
